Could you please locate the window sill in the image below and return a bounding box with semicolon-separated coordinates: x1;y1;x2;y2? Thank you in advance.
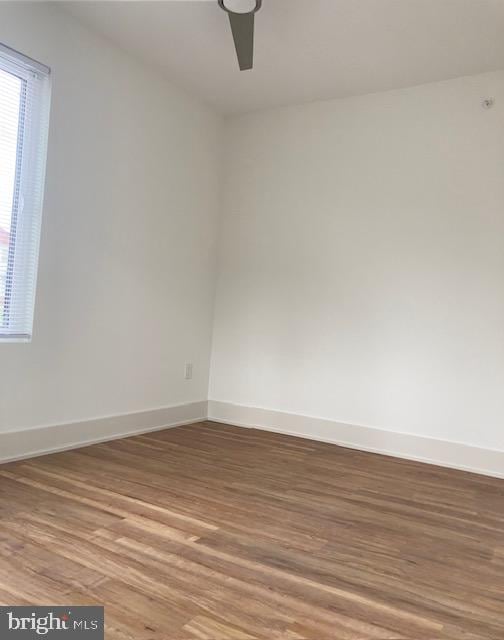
0;334;32;343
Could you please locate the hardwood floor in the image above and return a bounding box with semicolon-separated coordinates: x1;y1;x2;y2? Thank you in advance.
0;421;502;639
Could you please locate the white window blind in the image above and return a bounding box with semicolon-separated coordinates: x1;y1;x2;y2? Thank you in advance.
0;43;50;341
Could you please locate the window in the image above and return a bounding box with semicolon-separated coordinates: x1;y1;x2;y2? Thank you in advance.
0;43;50;341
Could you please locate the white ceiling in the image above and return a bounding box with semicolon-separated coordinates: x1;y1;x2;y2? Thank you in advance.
64;0;504;115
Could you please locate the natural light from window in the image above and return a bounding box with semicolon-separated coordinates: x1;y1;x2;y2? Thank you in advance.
0;67;22;328
0;43;50;341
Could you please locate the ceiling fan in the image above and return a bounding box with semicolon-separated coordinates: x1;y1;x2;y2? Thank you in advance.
218;0;262;71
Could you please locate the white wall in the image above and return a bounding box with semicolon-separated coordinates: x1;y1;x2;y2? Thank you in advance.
209;70;504;453
1;2;503;468
0;2;222;432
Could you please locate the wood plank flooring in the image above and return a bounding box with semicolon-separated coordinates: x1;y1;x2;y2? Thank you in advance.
0;421;503;639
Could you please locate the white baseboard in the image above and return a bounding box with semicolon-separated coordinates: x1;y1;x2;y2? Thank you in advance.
3;399;503;479
0;401;208;464
208;400;504;479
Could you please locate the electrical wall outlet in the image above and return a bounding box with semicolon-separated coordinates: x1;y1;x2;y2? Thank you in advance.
184;363;193;380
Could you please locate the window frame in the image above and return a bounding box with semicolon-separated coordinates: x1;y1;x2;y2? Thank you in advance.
0;44;51;342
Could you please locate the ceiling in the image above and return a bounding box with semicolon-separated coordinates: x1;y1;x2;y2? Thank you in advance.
64;0;504;115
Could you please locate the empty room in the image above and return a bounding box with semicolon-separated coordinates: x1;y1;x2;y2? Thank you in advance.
0;0;503;638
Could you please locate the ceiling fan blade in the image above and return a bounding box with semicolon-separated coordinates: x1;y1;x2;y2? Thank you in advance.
228;11;255;71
